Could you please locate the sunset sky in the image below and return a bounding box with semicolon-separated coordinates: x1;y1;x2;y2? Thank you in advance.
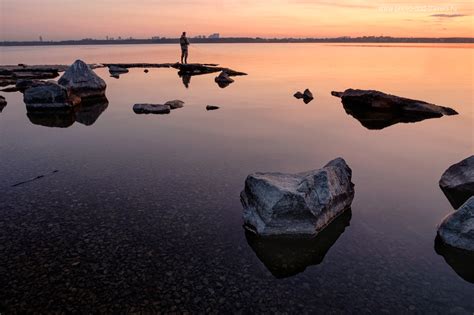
1;0;473;40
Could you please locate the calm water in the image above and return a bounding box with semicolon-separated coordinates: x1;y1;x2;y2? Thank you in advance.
1;43;473;313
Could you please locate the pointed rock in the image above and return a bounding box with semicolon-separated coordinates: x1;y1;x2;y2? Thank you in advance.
58;60;106;99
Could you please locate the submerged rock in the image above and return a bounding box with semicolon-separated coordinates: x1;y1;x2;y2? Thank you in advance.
16;79;48;92
246;208;351;278
215;71;234;88
435;235;474;283
241;158;355;237
439;156;474;209
165;100;184;109
58;60;106;99
331;89;458;130
23;82;73;110
133;103;171;114
206;105;220;111
437;197;474;253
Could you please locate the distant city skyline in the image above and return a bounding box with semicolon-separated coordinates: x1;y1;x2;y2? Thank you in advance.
1;0;473;41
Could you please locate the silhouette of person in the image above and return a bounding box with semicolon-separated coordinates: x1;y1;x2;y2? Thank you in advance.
180;32;190;64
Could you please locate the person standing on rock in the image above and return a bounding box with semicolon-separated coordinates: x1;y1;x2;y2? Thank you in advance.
180;32;190;64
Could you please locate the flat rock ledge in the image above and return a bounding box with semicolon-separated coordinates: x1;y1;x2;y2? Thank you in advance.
164;100;184;109
241;158;355;237
439;156;474;209
437;196;474;253
133;104;171;114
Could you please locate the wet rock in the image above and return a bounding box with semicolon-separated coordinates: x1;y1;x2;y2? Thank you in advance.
435;235;474;283
24;82;73;110
133;103;171;114
241;158;355;237
246;209;352;278
331;89;458;130
58;60;106;99
0;79;16;87
165;100;184;110
439;156;474;209
437;197;474;253
206;105;219;111
215;72;234;88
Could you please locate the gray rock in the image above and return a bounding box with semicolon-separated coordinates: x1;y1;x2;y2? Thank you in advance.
206;105;219;111
331;89;458;130
241;158;355;237
440;156;474;209
133;103;171;114
215;71;234;88
437;197;474;253
58;60;106;99
23;82;73;110
165;100;184;109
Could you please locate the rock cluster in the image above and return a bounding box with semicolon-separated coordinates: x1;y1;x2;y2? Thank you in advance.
294;89;314;104
241;158;355;237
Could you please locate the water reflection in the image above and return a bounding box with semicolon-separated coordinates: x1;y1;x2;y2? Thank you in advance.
245;209;352;278
180;74;191;88
435;236;474;283
341;101;445;130
27;97;108;128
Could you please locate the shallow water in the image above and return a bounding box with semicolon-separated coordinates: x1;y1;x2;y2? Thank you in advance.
0;43;473;313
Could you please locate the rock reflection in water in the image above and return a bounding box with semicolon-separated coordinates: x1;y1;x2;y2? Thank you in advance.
245;209;352;278
341;103;441;130
435;236;474;283
27;97;108;128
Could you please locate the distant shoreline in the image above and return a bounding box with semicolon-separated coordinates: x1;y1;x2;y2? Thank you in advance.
1;37;473;47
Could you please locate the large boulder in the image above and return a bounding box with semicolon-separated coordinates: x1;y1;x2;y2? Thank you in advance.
241;158;355;237
133;103;171;114
331;89;458;130
58;60;106;99
23;82;73;110
435;235;474;283
437;197;474;253
439;156;474;209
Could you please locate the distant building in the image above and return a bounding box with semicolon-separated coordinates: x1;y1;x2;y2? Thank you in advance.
208;33;220;39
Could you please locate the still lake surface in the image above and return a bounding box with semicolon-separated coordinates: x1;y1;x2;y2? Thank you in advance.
0;43;473;313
